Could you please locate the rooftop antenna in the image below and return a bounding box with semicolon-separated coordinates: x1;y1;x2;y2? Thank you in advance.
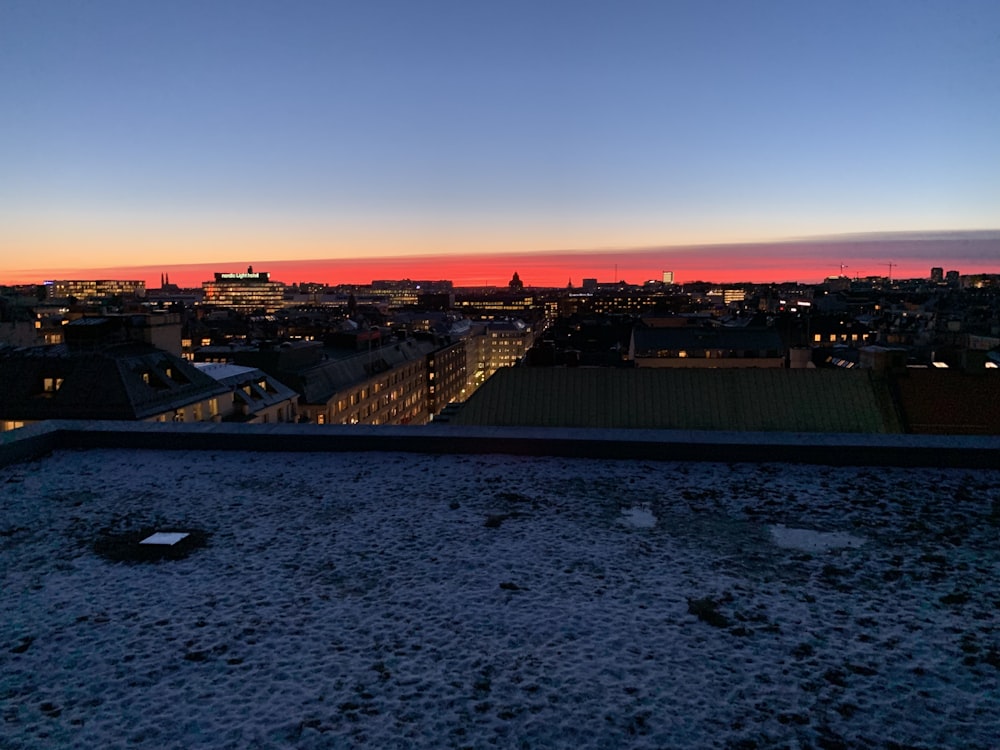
838;263;848;277
886;261;897;282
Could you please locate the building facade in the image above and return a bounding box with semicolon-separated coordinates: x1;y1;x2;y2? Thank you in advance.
201;270;286;313
45;279;146;300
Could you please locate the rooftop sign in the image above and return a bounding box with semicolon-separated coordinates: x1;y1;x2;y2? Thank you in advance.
215;272;269;281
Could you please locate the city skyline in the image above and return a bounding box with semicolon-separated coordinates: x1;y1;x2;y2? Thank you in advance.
3;1;999;286
6;230;999;289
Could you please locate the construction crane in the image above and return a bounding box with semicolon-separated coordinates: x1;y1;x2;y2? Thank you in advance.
886;262;897;282
837;263;849;277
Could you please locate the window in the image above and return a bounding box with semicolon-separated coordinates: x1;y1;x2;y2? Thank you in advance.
43;377;63;393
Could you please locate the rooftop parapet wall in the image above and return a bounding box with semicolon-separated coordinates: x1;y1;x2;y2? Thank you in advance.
1;421;998;470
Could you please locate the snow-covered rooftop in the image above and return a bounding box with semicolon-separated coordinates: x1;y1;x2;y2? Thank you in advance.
192;362;258;380
2;444;998;748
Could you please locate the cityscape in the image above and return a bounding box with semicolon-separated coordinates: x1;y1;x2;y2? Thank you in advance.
1;257;999;433
3;1;1000;748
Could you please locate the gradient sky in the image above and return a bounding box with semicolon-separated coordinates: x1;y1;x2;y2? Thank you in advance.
2;0;998;286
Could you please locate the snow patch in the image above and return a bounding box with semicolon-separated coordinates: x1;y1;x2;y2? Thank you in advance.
770;524;865;551
620;506;656;528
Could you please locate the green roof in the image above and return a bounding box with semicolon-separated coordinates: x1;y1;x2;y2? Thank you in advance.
449;367;902;433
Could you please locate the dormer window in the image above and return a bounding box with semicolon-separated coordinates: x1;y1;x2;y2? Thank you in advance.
158;361;190;385
141;370;168;389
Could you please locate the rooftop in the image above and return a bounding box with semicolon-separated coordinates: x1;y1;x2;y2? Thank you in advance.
2;424;999;747
446;368;903;433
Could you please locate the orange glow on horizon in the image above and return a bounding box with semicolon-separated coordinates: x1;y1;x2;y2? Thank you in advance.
4;246;997;290
2;230;997;288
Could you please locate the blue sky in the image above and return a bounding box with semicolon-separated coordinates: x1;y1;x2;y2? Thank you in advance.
1;0;998;282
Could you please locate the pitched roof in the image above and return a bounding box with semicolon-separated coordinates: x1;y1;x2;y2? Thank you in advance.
193;363;298;420
0;344;228;421
894;370;1000;434
281;339;436;404
448;367;901;433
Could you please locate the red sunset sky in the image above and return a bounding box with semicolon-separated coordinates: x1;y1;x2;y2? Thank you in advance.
12;235;998;289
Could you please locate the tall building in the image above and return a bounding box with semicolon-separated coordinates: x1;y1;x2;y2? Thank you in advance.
201;268;285;313
930;267;944;283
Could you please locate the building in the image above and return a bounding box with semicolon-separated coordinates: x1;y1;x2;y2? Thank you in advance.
201;268;286;313
193;363;298;424
445;367;901;433
235;338;437;426
629;325;785;368
468;319;534;385
45;279;146;301
893;369;1000;434
707;288;747;306
454;292;537;318
0;343;229;432
425;339;468;414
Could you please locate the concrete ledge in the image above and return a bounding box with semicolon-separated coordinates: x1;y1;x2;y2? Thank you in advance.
0;422;63;468
1;420;998;469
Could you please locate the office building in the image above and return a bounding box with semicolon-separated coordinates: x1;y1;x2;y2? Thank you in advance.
45;279;146;301
201;268;286;313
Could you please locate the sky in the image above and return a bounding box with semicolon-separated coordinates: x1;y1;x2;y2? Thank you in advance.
1;0;998;287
